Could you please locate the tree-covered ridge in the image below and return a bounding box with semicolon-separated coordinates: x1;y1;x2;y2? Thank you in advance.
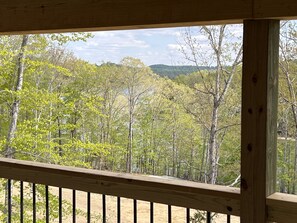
99;63;214;79
149;64;215;78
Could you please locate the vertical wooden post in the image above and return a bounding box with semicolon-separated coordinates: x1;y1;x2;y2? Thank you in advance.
241;20;279;223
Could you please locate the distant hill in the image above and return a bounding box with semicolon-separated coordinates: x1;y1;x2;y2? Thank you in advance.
149;64;214;78
98;63;214;79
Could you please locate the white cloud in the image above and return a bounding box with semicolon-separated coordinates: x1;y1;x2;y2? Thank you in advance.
66;29;153;64
85;41;99;47
66;25;242;66
167;44;181;50
91;31;150;49
140;28;181;37
228;24;243;36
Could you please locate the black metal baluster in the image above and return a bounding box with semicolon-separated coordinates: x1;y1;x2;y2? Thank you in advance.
186;208;190;223
73;190;76;223
207;212;211;223
7;179;11;223
133;199;137;223
87;192;91;223
102;195;106;223
227;214;231;223
117;197;121;223
168;205;172;223
45;185;49;223
150;202;154;223
20;181;23;223
33;183;36;223
59;187;62;223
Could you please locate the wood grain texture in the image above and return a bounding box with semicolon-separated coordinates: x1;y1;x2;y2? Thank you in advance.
0;158;240;216
241;20;279;223
2;158;297;221
267;193;297;223
0;0;296;33
254;0;297;19
0;0;251;34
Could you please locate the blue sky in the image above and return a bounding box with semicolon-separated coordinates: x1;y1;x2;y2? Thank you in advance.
66;25;243;66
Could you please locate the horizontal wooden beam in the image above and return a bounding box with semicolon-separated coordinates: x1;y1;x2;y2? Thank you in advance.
1;158;297;221
0;0;252;34
0;158;240;216
254;0;297;20
0;0;296;34
267;193;297;223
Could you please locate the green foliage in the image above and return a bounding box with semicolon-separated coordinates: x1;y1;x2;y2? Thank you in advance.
0;34;242;182
49;33;94;45
2;24;297;219
277;21;297;193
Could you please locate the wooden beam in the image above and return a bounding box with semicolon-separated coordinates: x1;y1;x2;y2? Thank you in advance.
255;0;297;20
0;157;240;216
267;193;297;223
2;158;297;221
0;0;251;34
0;0;296;34
241;20;279;223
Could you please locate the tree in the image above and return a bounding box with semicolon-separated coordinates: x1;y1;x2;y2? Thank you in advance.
4;35;29;158
178;25;242;184
120;57;154;173
278;21;297;193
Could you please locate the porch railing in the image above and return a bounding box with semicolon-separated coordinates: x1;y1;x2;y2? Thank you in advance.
0;158;295;222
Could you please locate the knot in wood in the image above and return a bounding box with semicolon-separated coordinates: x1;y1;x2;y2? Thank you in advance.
241;178;248;190
252;74;257;83
247;144;252;152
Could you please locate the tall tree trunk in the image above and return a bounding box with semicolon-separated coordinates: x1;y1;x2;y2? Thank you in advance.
280;118;288;193
282;69;297;193
208;101;219;184
172;129;177;177
47;83;54;162
126;108;133;173
4;35;28;223
189;145;194;181
5;35;29;158
293;133;297;194
57;117;63;157
200;127;208;182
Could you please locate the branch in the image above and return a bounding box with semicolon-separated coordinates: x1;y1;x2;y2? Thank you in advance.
216;123;240;133
182;104;210;132
217;44;243;105
228;174;241;187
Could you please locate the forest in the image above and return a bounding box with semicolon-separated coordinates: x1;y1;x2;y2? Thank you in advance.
0;22;297;203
